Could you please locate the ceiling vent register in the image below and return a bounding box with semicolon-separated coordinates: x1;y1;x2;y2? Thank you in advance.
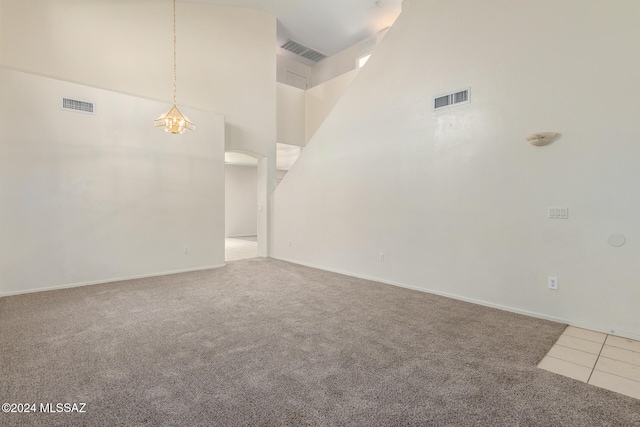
61;98;95;115
281;40;327;62
433;88;470;111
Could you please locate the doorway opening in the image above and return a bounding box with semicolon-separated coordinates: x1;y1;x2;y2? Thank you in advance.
224;151;257;261
224;150;269;261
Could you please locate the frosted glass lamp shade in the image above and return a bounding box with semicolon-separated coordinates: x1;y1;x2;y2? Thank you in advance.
154;105;195;134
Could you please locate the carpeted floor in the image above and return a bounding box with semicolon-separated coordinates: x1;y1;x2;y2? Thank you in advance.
1;258;639;426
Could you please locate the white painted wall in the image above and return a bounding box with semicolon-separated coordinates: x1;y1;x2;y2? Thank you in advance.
277;71;360;148
306;69;359;143
272;0;640;340
256;157;269;257
276;54;312;86
276;169;288;186
276;83;306;147
0;0;277;258
311;29;389;87
0;0;275;158
225;165;257;237
0;68;225;296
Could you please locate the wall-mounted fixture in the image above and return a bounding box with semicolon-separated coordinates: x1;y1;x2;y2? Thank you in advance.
548;207;568;219
526;132;557;146
61;97;96;115
155;0;195;134
433;88;470;111
608;233;626;247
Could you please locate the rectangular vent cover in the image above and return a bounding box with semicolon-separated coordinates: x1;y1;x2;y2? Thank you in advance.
61;98;95;114
433;88;470;111
281;40;327;62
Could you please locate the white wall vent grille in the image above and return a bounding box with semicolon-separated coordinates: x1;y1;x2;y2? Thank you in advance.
61;98;95;114
281;40;327;62
433;88;470;111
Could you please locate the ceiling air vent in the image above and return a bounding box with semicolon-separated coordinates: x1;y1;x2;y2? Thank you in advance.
433;88;470;111
61;97;95;115
281;40;327;62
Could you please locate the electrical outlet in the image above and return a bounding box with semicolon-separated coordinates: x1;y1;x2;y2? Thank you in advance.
184;246;189;255
548;276;558;290
379;253;384;262
288;240;291;247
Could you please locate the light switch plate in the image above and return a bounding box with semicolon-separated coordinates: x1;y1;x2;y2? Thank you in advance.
548;207;568;219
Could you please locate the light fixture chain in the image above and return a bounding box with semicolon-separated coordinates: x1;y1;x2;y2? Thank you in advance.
173;0;177;106
155;0;194;133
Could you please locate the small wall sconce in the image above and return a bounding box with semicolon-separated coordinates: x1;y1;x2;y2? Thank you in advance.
526;132;558;146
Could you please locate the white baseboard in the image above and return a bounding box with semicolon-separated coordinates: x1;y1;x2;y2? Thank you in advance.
0;264;226;298
4;256;638;342
271;256;640;342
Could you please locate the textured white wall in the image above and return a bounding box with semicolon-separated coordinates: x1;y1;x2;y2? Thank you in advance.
0;0;276;176
0;68;225;295
311;29;389;87
277;71;360;149
225;165;257;237
276;55;312;86
272;0;640;339
305;69;359;144
0;0;278;257
276;83;306;147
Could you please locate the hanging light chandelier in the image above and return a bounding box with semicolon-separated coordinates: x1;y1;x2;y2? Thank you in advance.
155;0;195;134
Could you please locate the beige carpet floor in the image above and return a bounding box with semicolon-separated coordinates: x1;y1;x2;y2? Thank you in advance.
1;258;639;426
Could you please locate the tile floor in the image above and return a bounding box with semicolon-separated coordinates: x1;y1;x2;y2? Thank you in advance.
224;243;640;402
225;237;258;261
538;326;640;400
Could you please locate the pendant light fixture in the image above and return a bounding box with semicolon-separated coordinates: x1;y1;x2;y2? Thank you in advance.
155;0;195;134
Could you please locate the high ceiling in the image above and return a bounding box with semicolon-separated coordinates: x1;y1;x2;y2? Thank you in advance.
185;0;402;58
188;0;403;170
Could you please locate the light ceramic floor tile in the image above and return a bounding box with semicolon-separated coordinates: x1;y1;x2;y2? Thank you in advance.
605;335;640;353
538;356;591;382
600;345;640;366
540;329;640;400
225;238;257;261
546;345;598;368
595;357;640;383
589;370;640;400
563;326;607;344
556;335;604;355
